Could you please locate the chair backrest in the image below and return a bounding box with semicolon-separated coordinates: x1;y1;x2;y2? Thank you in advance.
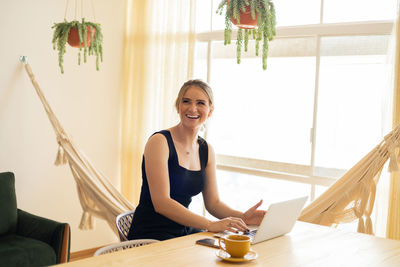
116;210;135;241
94;239;159;256
0;172;18;235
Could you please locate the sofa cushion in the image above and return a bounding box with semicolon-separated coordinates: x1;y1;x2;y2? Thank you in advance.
0;172;17;235
0;234;56;267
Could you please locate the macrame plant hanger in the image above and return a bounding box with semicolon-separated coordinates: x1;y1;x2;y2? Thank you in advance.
53;0;102;73
64;0;97;24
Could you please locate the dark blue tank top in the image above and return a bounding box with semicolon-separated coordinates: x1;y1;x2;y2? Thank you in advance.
128;130;208;240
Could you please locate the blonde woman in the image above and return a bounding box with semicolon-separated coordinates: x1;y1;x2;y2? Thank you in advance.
128;79;265;241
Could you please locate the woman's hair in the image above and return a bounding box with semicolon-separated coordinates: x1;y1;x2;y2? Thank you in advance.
175;79;214;111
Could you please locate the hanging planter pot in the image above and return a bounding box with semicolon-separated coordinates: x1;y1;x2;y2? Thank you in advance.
229;1;258;29
67;25;96;48
217;0;276;70
52;19;103;74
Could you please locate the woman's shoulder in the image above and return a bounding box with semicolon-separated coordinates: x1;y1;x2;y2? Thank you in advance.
197;135;207;146
197;135;213;150
151;129;170;137
198;136;215;160
148;130;171;141
146;131;170;149
144;133;170;160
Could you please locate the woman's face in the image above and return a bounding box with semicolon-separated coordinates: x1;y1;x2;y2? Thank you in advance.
178;86;213;129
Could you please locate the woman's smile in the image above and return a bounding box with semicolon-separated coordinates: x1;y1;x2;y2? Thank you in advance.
186;114;200;119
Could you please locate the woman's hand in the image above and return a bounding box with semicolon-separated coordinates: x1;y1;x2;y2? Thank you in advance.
242;200;266;226
206;217;249;233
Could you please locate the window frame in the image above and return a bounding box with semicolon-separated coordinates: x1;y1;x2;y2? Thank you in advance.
195;8;393;202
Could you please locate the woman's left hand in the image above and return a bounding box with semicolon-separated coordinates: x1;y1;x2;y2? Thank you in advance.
242;200;266;226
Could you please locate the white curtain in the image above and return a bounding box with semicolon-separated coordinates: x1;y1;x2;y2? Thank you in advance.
121;0;197;205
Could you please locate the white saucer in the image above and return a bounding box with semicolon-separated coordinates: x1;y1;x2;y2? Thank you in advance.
216;249;258;262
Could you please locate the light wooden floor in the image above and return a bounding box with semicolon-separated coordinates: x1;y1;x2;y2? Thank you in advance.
70;245;104;262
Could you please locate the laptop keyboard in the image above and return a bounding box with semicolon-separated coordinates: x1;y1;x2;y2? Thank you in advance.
243;229;257;237
213;229;258;239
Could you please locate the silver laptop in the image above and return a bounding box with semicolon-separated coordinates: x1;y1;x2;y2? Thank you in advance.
216;196;308;244
248;196;308;244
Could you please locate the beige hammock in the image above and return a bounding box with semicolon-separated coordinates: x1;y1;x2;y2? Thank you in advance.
21;57;400;235
299;123;400;234
20;57;134;234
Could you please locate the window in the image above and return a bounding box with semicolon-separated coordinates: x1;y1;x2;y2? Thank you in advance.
191;0;396;216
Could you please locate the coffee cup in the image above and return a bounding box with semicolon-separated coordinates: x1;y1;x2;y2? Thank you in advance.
219;234;251;258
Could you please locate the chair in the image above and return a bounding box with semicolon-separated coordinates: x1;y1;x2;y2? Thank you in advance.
116;210;135;241
0;172;71;266
94;239;159;256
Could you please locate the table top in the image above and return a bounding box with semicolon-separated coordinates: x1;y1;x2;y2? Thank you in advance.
60;222;400;267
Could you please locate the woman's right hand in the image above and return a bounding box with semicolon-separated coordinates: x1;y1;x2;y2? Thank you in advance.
206;217;249;233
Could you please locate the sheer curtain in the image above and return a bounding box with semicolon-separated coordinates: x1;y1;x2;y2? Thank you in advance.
120;0;196;205
387;0;400;240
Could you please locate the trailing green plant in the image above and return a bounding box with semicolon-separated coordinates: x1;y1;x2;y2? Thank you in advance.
52;18;103;74
216;0;276;70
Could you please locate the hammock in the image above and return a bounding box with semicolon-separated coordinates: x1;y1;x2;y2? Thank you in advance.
21;56;400;235
299;122;400;234
20;57;134;234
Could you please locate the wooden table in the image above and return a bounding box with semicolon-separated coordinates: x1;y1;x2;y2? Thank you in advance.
60;222;400;266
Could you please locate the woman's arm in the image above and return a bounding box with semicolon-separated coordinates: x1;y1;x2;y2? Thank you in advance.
202;144;266;225
145;134;248;232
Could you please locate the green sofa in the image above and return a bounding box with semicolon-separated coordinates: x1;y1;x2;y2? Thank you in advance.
0;172;70;266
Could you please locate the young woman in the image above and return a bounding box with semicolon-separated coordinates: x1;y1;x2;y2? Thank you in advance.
128;79;265;241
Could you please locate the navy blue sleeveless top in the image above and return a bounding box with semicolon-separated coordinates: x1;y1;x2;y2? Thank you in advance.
127;130;208;240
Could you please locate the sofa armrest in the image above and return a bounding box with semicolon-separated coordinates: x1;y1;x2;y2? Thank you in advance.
16;209;71;263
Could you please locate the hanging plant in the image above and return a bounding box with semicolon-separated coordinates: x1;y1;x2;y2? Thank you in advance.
216;0;276;70
52;18;103;74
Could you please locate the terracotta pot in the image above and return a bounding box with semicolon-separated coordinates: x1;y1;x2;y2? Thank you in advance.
231;5;258;29
67;26;96;48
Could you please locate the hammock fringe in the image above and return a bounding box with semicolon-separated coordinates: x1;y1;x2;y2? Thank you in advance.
79;211;94;230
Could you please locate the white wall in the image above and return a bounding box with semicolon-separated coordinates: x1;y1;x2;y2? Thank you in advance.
0;0;126;252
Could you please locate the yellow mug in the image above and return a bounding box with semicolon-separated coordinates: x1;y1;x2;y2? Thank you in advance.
219;234;251;258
